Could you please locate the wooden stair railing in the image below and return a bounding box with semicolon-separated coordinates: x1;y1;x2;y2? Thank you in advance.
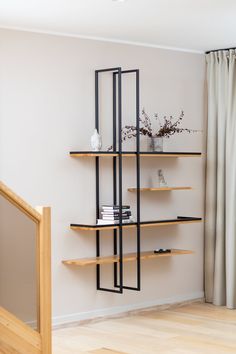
0;181;51;354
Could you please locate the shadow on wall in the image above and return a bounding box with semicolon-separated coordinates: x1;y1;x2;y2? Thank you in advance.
0;195;38;329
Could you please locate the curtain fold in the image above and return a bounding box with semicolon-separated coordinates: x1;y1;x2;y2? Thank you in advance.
205;50;236;309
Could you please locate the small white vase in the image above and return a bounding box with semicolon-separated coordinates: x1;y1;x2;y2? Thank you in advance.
90;129;102;151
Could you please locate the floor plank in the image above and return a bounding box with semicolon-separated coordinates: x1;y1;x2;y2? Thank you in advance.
53;303;236;354
88;349;126;354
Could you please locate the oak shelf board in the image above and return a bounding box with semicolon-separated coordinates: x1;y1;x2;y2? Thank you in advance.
70;152;118;157
128;186;193;192
62;249;193;267
70;216;202;231
70;151;202;158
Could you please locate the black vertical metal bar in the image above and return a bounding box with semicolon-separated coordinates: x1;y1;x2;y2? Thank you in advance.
94;67;123;294
113;73;117;152
118;68;123;293
113;73;118;287
136;70;141;290
95;71;99;131
113;69;140;291
95;71;100;290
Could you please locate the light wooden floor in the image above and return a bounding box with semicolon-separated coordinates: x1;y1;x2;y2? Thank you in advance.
53;302;236;354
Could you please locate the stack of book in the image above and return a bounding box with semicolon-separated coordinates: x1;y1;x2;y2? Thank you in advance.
97;205;132;225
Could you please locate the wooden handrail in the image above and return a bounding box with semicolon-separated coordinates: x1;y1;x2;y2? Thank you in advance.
0;182;51;354
0;181;41;223
0;306;42;353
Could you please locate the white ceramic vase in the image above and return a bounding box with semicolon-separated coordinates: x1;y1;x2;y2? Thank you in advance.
91;129;102;151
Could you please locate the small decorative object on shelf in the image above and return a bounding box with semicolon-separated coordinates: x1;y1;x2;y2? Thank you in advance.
154;248;171;254
97;205;133;225
91;129;102;151
150;137;163;152
108;109;199;152
158;169;168;187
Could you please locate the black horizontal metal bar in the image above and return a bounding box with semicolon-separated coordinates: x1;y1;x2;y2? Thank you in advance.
114;284;141;291
122;69;139;74
206;46;236;54
70;151;116;155
70;216;202;228
113;69;139;75
98;287;122;294
134;151;202;155
122;285;141;291
95;67;121;73
177;216;201;220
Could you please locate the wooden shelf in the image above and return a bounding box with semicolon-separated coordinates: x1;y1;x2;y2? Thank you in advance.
128;186;192;192
70;216;202;231
62;249;193;267
70;151;201;158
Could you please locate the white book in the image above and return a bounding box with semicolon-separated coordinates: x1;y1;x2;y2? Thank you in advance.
101;211;131;215
102;205;130;211
97;219;133;225
102;216;131;220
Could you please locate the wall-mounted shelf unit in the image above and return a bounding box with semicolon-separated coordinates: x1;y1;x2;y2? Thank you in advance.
63;66;202;294
63;249;193;267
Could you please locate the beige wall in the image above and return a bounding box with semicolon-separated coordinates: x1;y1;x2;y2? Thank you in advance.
0;28;206;325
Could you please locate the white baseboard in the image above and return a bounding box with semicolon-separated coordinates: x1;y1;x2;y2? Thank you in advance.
52;291;204;328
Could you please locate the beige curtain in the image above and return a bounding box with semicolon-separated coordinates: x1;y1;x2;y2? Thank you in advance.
205;50;236;309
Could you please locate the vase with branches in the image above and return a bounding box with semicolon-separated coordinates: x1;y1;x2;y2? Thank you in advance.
108;109;199;152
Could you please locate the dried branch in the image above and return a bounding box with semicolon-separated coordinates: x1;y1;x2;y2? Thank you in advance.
107;109;200;150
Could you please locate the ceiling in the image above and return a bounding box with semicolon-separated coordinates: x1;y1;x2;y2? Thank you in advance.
0;0;235;53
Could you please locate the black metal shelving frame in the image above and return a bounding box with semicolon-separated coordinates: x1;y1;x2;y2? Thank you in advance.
68;67;202;293
94;67;141;294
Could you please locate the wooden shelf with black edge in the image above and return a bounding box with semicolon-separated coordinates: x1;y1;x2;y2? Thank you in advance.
70;216;202;231
70;151;202;158
64;66;202;294
63;249;194;267
128;186;193;192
